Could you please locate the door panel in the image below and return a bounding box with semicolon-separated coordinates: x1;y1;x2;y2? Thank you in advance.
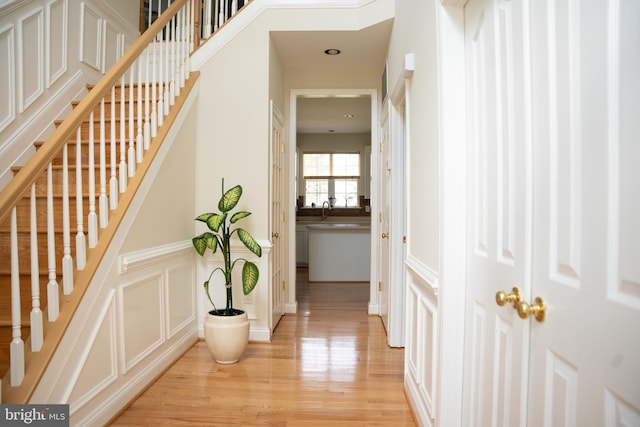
270;101;284;332
379;102;390;332
462;0;532;425
527;0;640;424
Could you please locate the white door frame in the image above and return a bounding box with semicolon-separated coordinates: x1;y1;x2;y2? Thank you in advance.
286;88;380;315
435;2;468;427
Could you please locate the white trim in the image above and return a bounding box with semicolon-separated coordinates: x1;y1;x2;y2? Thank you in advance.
0;0;30;17
119;240;193;274
406;255;440;292
435;2;467;427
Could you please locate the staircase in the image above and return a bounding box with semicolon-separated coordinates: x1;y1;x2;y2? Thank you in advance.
0;82;151;374
0;0;201;404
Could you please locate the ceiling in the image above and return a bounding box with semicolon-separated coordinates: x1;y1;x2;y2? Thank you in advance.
270;20;392;134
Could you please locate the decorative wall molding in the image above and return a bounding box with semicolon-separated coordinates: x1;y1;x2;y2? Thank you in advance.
0;24;15;133
406;254;439;292
17;6;44;112
0;0;30;17
119;274;166;374
46;0;68;88
119;240;193;274
79;2;101;71
65;291;118;409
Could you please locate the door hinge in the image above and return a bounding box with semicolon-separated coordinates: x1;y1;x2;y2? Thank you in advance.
281;143;285;153
378;281;383;291
379;212;384;223
380;142;384;153
280;212;285;222
282;280;286;290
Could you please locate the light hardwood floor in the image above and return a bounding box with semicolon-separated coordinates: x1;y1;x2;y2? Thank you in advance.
110;268;415;426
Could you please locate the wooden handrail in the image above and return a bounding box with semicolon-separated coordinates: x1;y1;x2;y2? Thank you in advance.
0;0;189;225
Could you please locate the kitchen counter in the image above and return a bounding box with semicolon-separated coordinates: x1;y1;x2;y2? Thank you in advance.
307;223;371;282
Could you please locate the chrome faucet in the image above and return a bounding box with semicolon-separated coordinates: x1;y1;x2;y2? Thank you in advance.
322;201;331;220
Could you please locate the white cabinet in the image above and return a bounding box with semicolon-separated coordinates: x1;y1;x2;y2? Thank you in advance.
295;224;309;266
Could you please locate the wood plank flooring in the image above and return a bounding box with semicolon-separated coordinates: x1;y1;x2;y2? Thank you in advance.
110;268;415;426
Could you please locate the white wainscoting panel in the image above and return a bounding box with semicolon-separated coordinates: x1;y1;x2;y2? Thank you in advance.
67;292;118;409
18;6;44;112
404;265;439;427
119;273;165;373
102;19;120;73
166;263;196;338
80;2;101;71
46;0;67;87
0;24;15;133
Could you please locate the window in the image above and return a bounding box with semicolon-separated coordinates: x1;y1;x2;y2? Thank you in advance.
303;152;360;207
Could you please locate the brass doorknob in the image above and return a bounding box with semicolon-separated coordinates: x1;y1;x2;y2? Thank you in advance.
495;287;521;308
381;232;389;239
272;232;279;239
517;297;545;322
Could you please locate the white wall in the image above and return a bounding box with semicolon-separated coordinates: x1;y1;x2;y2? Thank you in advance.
385;0;446;425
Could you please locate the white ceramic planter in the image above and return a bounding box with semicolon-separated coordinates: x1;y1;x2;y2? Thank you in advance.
203;310;250;364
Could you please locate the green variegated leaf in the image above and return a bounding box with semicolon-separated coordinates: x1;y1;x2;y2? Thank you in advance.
192;232;217;256
219;185;242;213
205;213;226;232
242;261;259;295
195;212;214;223
237;228;262;257
230;211;251;224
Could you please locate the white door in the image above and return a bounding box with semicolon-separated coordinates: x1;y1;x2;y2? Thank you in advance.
378;102;391;333
462;0;640;425
270;101;285;332
462;0;532;424
527;0;640;423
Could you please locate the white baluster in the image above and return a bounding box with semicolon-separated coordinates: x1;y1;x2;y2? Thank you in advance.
110;86;118;209
157;28;165;127
165;16;173;112
170;13;177;106
214;0;218;32
29;185;43;352
144;46;151;151
46;164;60;321
10;207;25;386
119;77;128;192
62;144;74;295
128;66;137;177
75;127;86;270
151;1;158;138
137;60;144;163
88;111;98;248
204;0;212;38
232;0;237;15
179;6;186;89
99;98;108;228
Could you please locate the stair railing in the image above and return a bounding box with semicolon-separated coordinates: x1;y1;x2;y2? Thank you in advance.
0;0;206;404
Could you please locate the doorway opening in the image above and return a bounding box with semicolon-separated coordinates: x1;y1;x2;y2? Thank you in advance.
287;89;380;318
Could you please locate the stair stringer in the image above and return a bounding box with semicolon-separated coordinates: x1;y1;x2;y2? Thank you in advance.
28;79;201;426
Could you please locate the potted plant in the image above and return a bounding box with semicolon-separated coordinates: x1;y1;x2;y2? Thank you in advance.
192;179;262;363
